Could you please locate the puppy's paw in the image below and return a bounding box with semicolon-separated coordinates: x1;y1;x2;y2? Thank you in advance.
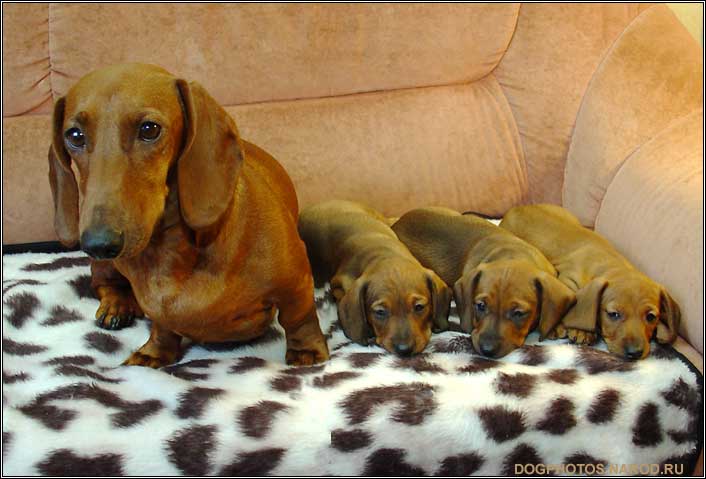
123;351;176;369
95;287;144;330
546;324;568;340
566;328;597;345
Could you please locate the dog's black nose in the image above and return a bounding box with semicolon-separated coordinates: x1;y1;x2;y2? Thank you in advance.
393;343;414;357
624;347;644;360
479;340;500;358
81;226;124;259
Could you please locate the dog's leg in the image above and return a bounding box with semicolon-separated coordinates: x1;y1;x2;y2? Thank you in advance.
91;260;143;330
123;322;182;368
278;279;330;366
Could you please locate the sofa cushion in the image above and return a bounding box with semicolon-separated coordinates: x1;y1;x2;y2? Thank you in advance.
45;3;519;108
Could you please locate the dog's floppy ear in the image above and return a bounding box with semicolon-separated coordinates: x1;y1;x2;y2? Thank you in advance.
425;270;451;333
333;274;373;345
48;96;79;247
561;277;608;333
175;79;244;230
534;272;576;339
453;267;482;334
656;288;681;344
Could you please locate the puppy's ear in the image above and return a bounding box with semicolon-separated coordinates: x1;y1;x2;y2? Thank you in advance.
175;79;244;230
48;96;79;246
334;275;373;345
453;267;482;334
656;288;681;344
425;270;451;333
561;277;608;333
533;272;576;339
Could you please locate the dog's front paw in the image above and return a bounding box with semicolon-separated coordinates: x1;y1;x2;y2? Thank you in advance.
95;286;144;330
285;332;330;366
285;346;329;366
566;328;597;345
546;323;568;340
123;350;176;369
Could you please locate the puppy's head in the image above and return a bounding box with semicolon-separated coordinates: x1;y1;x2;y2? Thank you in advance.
333;260;451;356
48;63;243;258
454;262;575;358
562;272;681;359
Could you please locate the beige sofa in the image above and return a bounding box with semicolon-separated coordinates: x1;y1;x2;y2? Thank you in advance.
2;4;703;474
3;3;702;366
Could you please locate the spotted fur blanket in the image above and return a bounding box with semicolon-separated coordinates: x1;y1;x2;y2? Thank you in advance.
2;251;703;476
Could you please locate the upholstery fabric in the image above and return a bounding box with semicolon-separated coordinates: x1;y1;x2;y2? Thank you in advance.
231;76;527;217
595;110;704;354
1;114;54;244
1;3;52;116
563;5;704;226
494;3;650;205
45;3;519;108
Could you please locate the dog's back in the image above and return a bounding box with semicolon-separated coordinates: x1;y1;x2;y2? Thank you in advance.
392;207;545;285
500;204;630;274
298;200;400;284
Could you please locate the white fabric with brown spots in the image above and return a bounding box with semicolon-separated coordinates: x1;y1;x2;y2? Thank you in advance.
2;252;703;475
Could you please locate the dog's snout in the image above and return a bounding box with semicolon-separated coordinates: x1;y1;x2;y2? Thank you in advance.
393;342;414;357
81;226;124;259
624;345;644;360
478;337;501;358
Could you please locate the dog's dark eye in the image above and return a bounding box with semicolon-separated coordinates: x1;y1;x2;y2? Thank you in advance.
64;128;85;149
646;312;657;322
511;309;527;321
607;311;621;320
475;300;487;314
414;303;426;313
373;308;388;321
138;121;161;142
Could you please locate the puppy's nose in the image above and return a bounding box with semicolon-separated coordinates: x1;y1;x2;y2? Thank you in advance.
393;343;414;357
478;340;500;358
624;346;644;360
80;226;124;259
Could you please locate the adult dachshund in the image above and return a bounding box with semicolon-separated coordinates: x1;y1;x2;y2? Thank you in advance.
392;207;575;358
298;200;451;355
500;204;680;359
48;63;329;367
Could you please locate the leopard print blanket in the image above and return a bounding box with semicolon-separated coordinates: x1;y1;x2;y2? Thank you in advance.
2;252;703;476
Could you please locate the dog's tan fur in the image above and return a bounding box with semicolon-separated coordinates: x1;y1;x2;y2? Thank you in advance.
500;204;680;359
48;63;328;367
392;207;575;358
298;200;451;355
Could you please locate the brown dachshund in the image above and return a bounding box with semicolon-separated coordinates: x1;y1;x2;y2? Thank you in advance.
48;63;329;367
500;204;680;359
392;207;575;358
298;200;451;356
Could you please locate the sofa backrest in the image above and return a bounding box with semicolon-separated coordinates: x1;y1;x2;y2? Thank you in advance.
0;3;695;244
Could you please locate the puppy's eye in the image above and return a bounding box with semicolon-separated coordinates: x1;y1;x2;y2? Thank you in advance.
413;303;426;313
511;309;527;321
474;300;487;314
646;312;657;323
138;121;161;142
607;311;621;320
64;128;86;149
373;308;388;321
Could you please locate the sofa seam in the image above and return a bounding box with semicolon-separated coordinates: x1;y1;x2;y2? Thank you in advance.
561;3;657;210
47;3;55;103
487;3;528;204
593;106;704;230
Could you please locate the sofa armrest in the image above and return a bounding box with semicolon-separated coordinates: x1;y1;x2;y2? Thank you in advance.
594;110;703;355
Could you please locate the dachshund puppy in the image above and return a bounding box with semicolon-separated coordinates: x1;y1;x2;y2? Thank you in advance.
500;204;680;359
392;207;575;358
48;63;329;367
298;200;451;356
